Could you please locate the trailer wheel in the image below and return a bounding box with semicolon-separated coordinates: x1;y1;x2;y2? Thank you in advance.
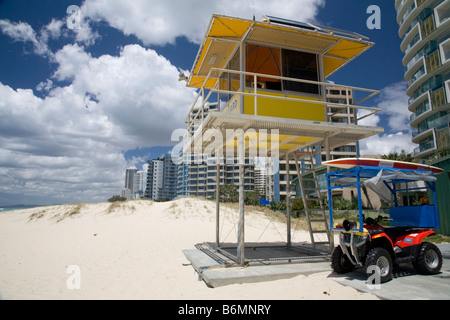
365;247;393;283
413;242;442;275
331;246;355;274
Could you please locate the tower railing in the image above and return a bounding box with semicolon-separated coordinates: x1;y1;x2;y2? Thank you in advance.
185;67;381;135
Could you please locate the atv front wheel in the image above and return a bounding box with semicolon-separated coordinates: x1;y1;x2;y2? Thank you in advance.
331;246;355;274
413;242;442;275
365;247;393;283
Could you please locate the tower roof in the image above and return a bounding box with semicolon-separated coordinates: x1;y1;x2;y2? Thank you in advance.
187;14;374;88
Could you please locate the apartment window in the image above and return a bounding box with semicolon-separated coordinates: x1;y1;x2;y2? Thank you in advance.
435;1;450;26
440;38;450;63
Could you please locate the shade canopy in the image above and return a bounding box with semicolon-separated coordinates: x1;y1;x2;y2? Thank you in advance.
187;14;374;88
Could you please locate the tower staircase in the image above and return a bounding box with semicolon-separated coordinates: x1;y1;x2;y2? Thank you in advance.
293;149;332;251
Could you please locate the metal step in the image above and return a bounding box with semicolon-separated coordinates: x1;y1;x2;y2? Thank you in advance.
302;187;321;192
307;209;325;212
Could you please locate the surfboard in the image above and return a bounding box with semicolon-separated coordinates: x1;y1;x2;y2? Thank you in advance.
322;157;445;174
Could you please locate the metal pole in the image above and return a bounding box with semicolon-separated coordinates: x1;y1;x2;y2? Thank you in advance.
216;156;221;251
239;40;245;114
356;167;364;232
237;131;245;265
325;137;334;251
286;153;291;249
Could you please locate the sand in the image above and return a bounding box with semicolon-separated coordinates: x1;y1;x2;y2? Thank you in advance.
0;197;378;300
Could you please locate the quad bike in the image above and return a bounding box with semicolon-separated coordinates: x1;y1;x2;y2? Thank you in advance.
325;162;444;283
331;215;442;283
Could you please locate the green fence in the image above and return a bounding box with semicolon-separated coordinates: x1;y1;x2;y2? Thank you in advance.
430;155;450;236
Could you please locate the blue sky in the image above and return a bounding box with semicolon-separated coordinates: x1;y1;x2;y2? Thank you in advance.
0;0;414;205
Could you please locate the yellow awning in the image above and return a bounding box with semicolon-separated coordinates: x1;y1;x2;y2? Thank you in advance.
187;14;373;88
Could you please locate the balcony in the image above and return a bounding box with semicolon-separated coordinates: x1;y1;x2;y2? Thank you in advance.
399;1;416;26
409;75;443;105
407;66;426;88
186;68;380;126
398;0;433;38
412;127;432;141
414;139;436;157
413;113;450;142
410;97;431;123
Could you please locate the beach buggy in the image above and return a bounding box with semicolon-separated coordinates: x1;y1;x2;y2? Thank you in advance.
324;158;444;283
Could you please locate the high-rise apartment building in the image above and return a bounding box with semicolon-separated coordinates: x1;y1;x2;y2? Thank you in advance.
177;154;255;199
124;168;138;191
146;160;163;200
123;168;145;199
132;170;145;199
160;154;178;200
145;153;180;201
396;0;450;159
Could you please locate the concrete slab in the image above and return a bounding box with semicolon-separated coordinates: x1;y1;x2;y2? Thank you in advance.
202;261;332;288
183;248;331;288
331;244;450;300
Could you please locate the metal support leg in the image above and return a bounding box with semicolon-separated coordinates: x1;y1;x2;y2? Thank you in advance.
237;131;245;266
215;157;220;251
286;153;291;249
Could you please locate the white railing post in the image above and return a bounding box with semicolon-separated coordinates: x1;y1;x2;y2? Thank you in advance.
254;74;258;115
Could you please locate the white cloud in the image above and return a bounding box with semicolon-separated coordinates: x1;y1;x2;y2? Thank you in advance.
359;132;416;157
52;43;196;146
41;18;65;41
375;81;411;132
0;13;100;61
36;79;54;92
82;0;325;45
358;81;416;157
0;19;52;58
0;43;196;204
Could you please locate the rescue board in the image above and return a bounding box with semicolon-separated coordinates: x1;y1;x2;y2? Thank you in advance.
323;157;444;174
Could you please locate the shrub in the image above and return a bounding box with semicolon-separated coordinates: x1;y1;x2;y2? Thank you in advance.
108;195;127;202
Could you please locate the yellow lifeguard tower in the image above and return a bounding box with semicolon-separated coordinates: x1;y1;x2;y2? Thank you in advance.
182;14;384;266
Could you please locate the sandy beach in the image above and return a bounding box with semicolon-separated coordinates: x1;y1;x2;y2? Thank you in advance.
0;197;378;300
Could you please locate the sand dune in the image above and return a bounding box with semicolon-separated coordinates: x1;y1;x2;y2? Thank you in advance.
0;197;378;300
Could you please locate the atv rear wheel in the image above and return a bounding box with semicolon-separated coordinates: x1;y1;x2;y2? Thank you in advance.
331;246;355;274
413;242;442;275
365;247;393;283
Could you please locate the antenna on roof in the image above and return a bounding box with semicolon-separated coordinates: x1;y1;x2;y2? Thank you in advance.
251;0;256;21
